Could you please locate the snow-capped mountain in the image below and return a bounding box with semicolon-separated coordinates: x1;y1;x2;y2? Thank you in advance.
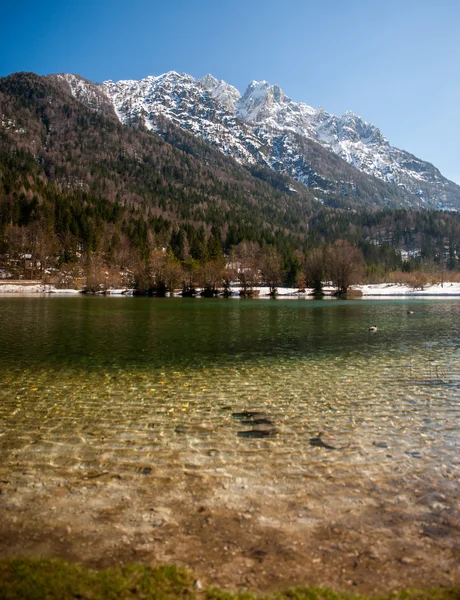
99;72;264;166
60;71;460;210
200;73;240;112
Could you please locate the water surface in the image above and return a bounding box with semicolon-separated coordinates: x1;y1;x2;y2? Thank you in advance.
1;297;459;472
0;297;459;591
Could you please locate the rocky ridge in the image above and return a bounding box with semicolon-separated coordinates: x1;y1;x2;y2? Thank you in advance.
59;71;460;210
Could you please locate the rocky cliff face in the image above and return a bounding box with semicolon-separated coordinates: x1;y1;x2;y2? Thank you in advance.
60;71;460;210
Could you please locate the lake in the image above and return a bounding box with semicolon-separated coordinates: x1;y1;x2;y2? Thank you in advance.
0;296;459;593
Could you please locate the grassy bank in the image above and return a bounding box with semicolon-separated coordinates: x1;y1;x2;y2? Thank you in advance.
0;559;458;600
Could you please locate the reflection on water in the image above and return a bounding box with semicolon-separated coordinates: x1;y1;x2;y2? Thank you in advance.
0;297;459;503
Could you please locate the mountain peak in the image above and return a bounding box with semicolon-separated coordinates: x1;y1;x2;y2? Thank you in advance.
199;73;241;111
237;80;289;124
200;73;219;88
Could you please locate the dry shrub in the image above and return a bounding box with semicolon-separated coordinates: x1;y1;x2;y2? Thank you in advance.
388;271;412;284
409;272;429;290
445;271;460;283
50;264;84;289
388;270;429;289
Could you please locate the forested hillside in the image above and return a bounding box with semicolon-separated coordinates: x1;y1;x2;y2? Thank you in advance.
1;72;459;292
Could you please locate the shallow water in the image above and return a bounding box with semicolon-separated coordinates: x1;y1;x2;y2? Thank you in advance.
0;297;459;590
1;296;459;482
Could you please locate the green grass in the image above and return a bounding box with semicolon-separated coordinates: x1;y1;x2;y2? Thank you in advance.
0;559;458;600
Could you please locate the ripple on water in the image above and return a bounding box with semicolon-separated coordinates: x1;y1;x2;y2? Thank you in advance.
0;299;459;524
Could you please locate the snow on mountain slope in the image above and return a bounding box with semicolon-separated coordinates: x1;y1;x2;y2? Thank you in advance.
56;73;115;117
103;71;265;165
237;80;317;135
200;74;241;112
62;71;460;210
235;80;448;203
315;109;443;191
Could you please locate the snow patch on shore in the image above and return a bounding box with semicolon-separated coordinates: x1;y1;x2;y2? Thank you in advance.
0;284;80;294
1;283;460;297
355;282;460;296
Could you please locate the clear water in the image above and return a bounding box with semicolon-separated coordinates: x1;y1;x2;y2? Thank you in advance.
0;296;459;497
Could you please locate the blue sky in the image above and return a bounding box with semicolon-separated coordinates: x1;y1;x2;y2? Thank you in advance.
2;0;460;184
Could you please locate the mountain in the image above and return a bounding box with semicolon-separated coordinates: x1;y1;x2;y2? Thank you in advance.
1;70;460;282
74;70;460;212
0;71;318;257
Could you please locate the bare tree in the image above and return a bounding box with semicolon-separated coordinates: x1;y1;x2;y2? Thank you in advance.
222;261;238;297
327;240;363;296
132;248;167;295
182;257;200;296
296;270;306;292
260;246;283;296
199;258;225;297
148;249;167;295
84;251;108;292
3;224;30;277
163;253;184;294
233;241;261;297
29;222;59;285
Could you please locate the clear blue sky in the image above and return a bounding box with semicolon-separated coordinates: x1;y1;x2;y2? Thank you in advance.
2;0;460;184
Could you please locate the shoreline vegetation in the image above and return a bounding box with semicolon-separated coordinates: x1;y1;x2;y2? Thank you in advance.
2;236;460;300
1;558;458;600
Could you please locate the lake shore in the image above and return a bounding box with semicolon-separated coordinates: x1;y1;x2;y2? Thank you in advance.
1;281;460;297
1;444;458;595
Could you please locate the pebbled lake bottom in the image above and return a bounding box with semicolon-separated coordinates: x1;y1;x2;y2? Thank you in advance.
0;297;459;593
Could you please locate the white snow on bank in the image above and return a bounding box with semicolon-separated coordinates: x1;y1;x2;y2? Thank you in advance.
250;284;460;297
355;282;460;296
1;283;460;297
0;285;80;294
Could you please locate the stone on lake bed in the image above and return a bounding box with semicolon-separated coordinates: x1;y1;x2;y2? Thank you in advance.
309;436;336;450
175;424;215;436
242;417;274;425
238;430;272;439
232;411;268;420
238;424;279;438
251;423;278;432
373;441;389;449
405;450;423;458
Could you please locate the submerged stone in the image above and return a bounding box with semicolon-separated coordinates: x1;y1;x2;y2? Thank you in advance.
373;441;389;449
309;436;336;450
238;429;276;439
232;411;268;420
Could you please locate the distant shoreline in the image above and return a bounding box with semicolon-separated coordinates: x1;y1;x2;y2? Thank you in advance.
1;281;460;297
